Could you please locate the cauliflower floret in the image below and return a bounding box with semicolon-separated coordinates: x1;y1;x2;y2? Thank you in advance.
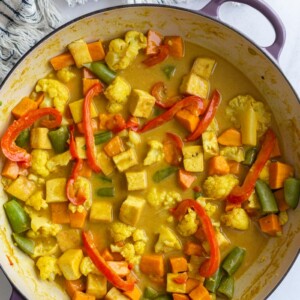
110;222;136;243
36;256;62;281
56;68;75;83
26;190;48;211
220;146;244;162
134;241;146;255
221;207;249;230
80;256;101;276
27;174;45;186
31;149;50;177
155;225;182;253
144;140;164;166
226;95;271;137
177;209;198;237
104;76;131;113
105;31;147;71
120;243;140;264
132;229;148;242
46;150;72;172
146;187;182;209
68;203;85;213
203;174;239;200
35;78;70;113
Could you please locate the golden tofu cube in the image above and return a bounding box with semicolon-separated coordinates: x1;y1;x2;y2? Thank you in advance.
125;171;147;191
56;229;82;252
6;175;36;201
167;273;187;293
119;195;146;226
180;73;209;99
30;128;52;149
182;145;204;172
96;151;115;176
129;89;156;118
87;274;107;299
68;39;92;68
90;201;113;223
112;148;138;172
202;131;219;160
191;57;216;79
75;136;87;159
105;287;129;300
46;178;68;203
69;99;98;123
58;248;83;280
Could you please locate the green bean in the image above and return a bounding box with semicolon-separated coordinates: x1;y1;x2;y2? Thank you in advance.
152;166;178;183
204;267;223;293
90;62;116;84
12;233;35;256
162;65;176;79
154;295;172;300
97;187;115;197
4;199;31;233
98;175;113;183
255;179;278;213
217;275;234;299
94;131;113;145
143;286;159;299
243;147;257;166
284;177;300;209
15;128;30;149
48;126;69;153
222;246;246;276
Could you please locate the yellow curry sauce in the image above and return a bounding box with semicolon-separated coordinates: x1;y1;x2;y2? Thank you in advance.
1;30;299;300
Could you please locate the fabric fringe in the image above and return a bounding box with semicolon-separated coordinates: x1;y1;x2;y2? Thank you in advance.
0;0;62;83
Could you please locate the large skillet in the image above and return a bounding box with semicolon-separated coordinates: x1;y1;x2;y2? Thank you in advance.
0;1;299;299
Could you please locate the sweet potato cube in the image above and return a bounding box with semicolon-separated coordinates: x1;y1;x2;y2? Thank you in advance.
175;109;199;132
87;40;105;61
140;254;165;277
50;202;70;224
104;136;125;158
169;256;188;273
189;284;210;300
72;291;95;300
123;284;142;300
12;97;39;119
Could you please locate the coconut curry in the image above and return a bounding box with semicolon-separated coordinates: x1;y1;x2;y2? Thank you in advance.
1;29;300;300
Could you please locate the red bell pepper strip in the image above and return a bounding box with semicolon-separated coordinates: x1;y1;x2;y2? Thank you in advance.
185;90;221;142
143;45;169;67
138;96;205;133
1;107;62;164
82;231;135;291
66;125;86;206
227;128;276;204
83;83;103;173
163;132;183;166
171;199;220;277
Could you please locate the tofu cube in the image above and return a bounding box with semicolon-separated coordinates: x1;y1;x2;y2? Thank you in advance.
126;171;147;191
96;151;115;176
182;145;204;172
87;274;107;299
56;229;82;252
104;76;131;104
58;248;83;280
68;39;92;68
191;57;216;79
105;287;129;300
119;195;146;226
129;89;156;118
202;131;219;160
5;175;36;201
90;201;113;223
113;148;138;172
46;178;68;203
166;273;187;293
69;99;98;123
180;73;209;99
75;136;87;159
30;128;52;149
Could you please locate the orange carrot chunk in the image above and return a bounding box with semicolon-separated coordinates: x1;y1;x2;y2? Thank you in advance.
178;169;196;190
164;36;185;58
70;209;87;229
175;109;199;132
217;128;242;146
186;278;200;293
207;155;230;176
169;256;188;273
65;278;85;298
72;291;95;300
140;254;165;277
173;294;190;300
259;213;282;236
50;52;75;70
87;41;105;61
184;241;202;256
189;284;210;300
50;202;70;224
269;161;294;189
103;136;125;158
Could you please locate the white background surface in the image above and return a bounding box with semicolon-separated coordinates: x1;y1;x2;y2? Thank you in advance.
0;0;299;299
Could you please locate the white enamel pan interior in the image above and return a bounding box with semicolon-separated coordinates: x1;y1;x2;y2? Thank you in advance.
0;2;299;300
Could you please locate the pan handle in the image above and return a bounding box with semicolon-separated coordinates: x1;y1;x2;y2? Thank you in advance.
200;0;286;61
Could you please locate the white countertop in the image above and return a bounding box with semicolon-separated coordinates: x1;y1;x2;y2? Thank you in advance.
0;0;299;299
